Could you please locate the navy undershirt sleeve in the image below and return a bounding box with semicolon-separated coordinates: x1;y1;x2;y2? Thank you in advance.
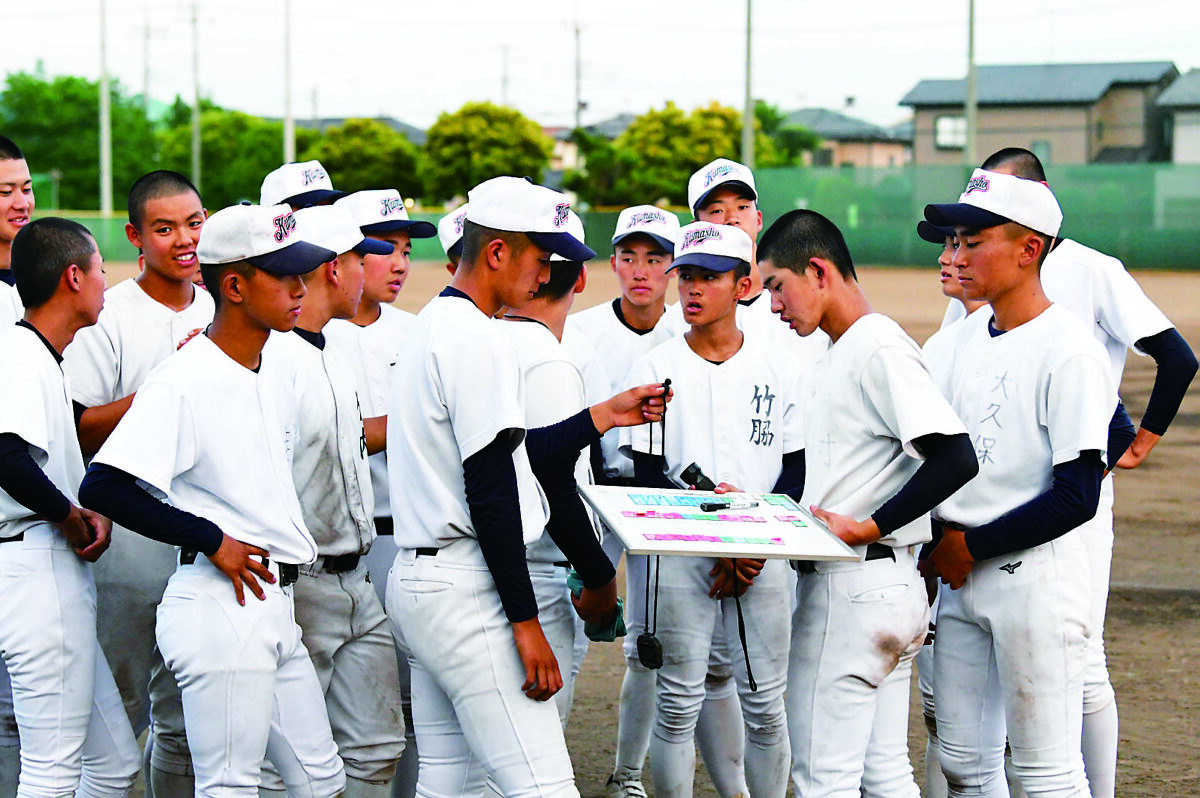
535;464;616;589
78;464;224;555
463;434;538;623
524;410;601;470
1135;328;1198;436
0;433;72;523
631;451;677;491
771;450;806;501
1107;401;1136;470
872;433;978;537
960;451;1104;561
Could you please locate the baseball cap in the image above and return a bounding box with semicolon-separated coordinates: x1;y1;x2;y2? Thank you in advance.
916;220;954;244
197;204;336;275
465;177;595;261
293;206;393;258
260;160;347;208
611;205;679;253
438;204;470;261
924;168;1063;238
688;158;757;217
551;209;588;263
668;221;753;273
334;189;437;238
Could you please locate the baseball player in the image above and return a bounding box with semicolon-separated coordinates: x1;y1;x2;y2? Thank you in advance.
384;176;666;797
323;189;437;798
561;205;680;798
79;203;346;798
0;217;141;798
61;173;212;797
261;160;347;209
756;209;977;797
437;203;470;275
623;220;801;798
922;169;1115;797
939;149;1197;798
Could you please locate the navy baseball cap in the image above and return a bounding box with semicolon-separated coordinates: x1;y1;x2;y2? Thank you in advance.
668;221;753;273
197;204;336;276
924;168;1063;237
688;159;758;217
294;206;394;257
916;220;954;244
260;161;347;208
466;177;596;262
335;190;437;239
611;205;679;254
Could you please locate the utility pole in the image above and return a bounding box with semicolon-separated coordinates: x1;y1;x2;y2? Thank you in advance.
574;22;582;130
741;0;755;168
99;0;113;213
964;0;978;167
283;0;296;162
501;46;510;106
191;1;202;191
142;18;151;113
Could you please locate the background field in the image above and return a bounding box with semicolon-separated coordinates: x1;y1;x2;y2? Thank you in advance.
104;260;1200;797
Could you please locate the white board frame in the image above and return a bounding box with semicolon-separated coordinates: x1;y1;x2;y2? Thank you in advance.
579;485;859;562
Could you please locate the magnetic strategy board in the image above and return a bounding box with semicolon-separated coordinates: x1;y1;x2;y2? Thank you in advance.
578;485;859;562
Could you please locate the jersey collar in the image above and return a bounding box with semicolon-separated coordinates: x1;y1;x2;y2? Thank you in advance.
16;320;64;364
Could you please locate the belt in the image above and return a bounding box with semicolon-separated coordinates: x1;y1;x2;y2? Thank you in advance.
179;548;299;587
415;547;439;557
317;553;360;574
0;532;24;543
374;517;393;536
795;542;896;575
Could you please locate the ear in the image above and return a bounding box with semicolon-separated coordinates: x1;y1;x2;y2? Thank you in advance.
574;264;588;295
809;257;830;287
324;259;340;288
1020;234;1045;269
220;270;246;306
610;254;618;273
445;262;457;276
485;238;506;271
63;262;85;293
735;273;753;301
125;222;142;249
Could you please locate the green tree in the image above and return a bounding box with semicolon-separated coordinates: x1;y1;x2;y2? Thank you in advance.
422;102;552;202
754;100;820;166
158;108;287;208
0;71;156;210
301;118;423;198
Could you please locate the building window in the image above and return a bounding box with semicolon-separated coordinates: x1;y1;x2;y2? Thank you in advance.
812;147;834;167
934;115;967;149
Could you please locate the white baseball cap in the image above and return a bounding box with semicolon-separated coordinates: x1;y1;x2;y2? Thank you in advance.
334;189;437;238
688;158;757;217
668;221;754;273
437;204;470;260
465;176;595;261
260;160;347;208
611;205;679;253
293;206;393;258
924;168;1063;237
550;209;588;262
197;203;336;275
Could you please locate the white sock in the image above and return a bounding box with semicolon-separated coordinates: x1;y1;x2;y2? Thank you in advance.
1082;700;1118;798
649;735;696;798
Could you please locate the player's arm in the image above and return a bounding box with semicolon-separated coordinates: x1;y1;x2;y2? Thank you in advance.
363;415;386;456
1106;401;1136;472
1117;328;1197;468
74;396;136;458
524;383;671;469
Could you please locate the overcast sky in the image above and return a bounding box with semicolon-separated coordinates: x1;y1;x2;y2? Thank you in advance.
6;0;1199;131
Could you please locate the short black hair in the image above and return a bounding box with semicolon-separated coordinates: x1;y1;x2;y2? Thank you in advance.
532;261;583;301
128;170;202;231
758;209;856;280
0;136;23;161
458;220;530;269
199;260;256;310
10;218;97;308
981;148;1047;183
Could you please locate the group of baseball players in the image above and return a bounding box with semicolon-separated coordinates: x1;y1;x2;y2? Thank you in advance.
0;127;1195;798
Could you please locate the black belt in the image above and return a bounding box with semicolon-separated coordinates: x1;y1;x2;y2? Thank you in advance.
318;553;360;574
374;517;393;536
795;542;896;574
179;548;299;587
554;560;571;569
415;547;439;557
0;532;24;543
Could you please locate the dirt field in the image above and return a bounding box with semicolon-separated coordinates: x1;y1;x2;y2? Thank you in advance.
104;261;1200;796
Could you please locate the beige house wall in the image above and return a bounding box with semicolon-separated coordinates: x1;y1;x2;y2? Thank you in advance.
913;106;1090;165
811;140;911;167
1091;86;1148;154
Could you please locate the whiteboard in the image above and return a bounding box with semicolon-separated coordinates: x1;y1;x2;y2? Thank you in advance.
579;485;859;562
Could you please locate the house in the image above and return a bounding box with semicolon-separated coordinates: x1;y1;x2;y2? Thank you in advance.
545;113;638;172
1157;69;1200;164
785;108;911;168
900;61;1179;165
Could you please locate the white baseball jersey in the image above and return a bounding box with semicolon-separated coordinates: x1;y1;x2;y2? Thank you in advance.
0;282;21;330
386;294;548;549
936;305;1114;529
0;325;83;536
324;305;416;520
802;314;967;551
263;330;374;557
564;299;679;480
625;330;804;492
922;310;981;397
941;238;1172;386
93;333;317;564
62;279;214;409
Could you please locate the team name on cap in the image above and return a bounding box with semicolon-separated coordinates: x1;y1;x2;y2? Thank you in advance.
680;226;721;250
302;167;328;186
379;197;404;217
273;210;297;243
704;164;736;187
553;203;570;228
626;210;667;228
454;212;466;235
965;175;990;194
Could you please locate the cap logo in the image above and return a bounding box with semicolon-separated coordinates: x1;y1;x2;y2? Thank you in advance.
273;211;297;243
301;167;327;186
626;210;667;228
553;203;570;228
680;226;720;250
379;197;404;217
965;175;990;194
454;212;466;235
704;164;736;188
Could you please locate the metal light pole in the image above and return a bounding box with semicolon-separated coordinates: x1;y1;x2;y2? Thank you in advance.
191;1;202;191
964;0;978;167
741;0;755;168
283;0;296;162
99;0;113;213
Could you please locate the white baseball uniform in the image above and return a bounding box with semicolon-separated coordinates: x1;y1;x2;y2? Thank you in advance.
384;293;574;798
92;333;345;798
61;278;214;744
624;329;802;798
261;329;403;790
0;282;20;329
0;279;22;760
0;323;141;798
790;313;966;798
933;304;1113;797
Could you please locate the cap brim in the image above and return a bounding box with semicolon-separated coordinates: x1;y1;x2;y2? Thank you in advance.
354;237;395;256
916;220;953;244
446;240;464;262
667;253;745;273
692;181;757;215
243;240;338;275
284;188;348;209
611;232;676;254
361;219;438;239
528;231;595;261
924;203;1010;232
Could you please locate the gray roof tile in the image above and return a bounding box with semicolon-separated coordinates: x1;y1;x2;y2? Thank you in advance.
1157;69;1200;108
901;61;1177;106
